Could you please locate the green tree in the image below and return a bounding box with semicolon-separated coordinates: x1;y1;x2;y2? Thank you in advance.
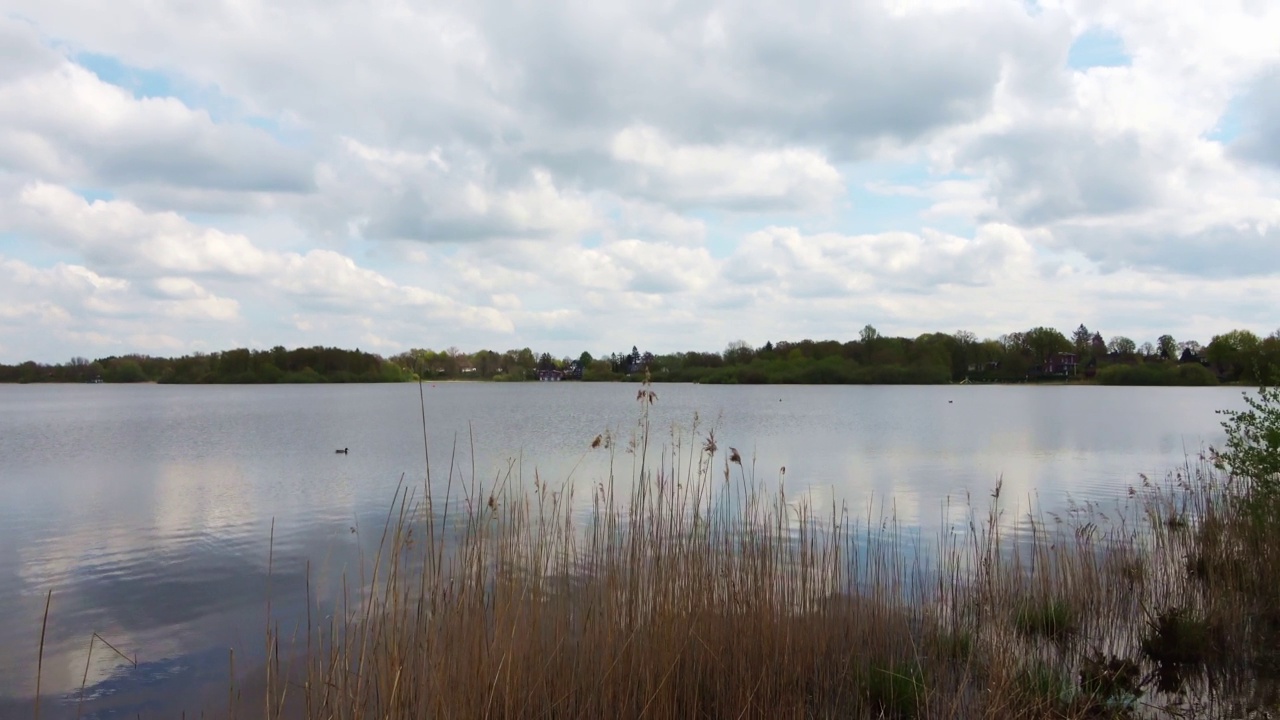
473;350;500;377
1207;330;1263;382
1072;324;1092;354
585;359;616;381
1108;336;1137;356
952;330;977;379
1024;327;1071;364
1217;384;1280;495
106;359;147;383
515;348;536;377
1158;334;1178;359
1090;332;1107;361
723;340;753;365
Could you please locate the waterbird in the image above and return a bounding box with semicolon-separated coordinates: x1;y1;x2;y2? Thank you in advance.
336;447;348;454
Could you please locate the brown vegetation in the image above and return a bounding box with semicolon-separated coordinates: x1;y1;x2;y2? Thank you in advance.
238;420;1279;718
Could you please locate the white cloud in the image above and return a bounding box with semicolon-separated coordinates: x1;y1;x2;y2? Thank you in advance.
610;126;843;210
16;183;276;276
0;183;520;360
152;276;210;299
272;249;513;333
2;0;1032;150
472;237;718;298
150;278;240;321
607;200;707;245
311;140;597;242
919;1;1280;276
1231;67;1280;169
8;183;510;327
0;0;1278;362
724;224;1038;294
0;18;312;194
0;255;241;360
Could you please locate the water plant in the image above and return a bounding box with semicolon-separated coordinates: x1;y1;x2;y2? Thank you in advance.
1076;652;1141;711
1013;598;1078;642
1141;607;1218;668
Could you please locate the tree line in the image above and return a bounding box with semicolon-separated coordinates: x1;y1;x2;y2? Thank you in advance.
0;346;410;384
2;325;1278;385
569;325;1278;386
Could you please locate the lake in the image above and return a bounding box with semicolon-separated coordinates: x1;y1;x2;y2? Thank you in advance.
0;382;1247;715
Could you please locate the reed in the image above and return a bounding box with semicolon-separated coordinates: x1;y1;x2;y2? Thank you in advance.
242;390;1280;719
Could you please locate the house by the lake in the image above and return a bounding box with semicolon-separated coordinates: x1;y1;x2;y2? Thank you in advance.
1044;352;1079;376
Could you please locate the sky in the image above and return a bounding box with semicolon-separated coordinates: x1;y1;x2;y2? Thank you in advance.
1;0;1278;364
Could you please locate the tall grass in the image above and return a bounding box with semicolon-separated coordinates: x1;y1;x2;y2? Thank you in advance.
240;387;1280;719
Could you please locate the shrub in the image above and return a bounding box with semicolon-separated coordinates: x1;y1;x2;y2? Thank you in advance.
1216;384;1280;494
1175;362;1219;385
1097;362;1218;386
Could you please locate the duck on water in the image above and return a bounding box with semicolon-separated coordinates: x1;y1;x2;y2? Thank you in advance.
335;448;348;454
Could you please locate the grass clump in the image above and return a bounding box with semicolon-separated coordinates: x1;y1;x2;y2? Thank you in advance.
1076;652;1141;712
1141;607;1218;668
1016;660;1072;710
1013;598;1078;642
867;661;926;718
930;627;973;662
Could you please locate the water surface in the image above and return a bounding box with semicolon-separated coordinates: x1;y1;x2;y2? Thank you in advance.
0;382;1245;714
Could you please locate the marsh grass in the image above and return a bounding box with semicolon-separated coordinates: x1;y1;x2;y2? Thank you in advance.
1013;598;1078;643
244;392;1280;719
33;385;1280;719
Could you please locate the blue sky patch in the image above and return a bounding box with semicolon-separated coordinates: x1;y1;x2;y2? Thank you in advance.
577;232;605;250
841;162;975;236
75;52;305;146
697;161;979;258
842;184;932;235
1207;97;1243;144
1067;28;1131;70
0;231;76;269
75;52;177;99
74;187;115;204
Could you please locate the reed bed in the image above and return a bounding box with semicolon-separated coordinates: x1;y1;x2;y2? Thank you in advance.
235;386;1280;720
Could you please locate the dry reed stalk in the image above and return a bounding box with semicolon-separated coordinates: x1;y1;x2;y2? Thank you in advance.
24;386;1244;719
34;589;50;720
